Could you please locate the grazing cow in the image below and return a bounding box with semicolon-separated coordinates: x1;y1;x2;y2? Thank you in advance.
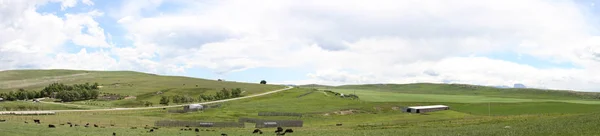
195;128;199;132
33;119;40;124
130;127;137;129
70;124;73;127
274;127;283;133
253;129;263;134
94;124;98;127
0;119;6;122
336;123;342;126
74;124;79;127
48;124;56;128
113;132;116;136
285;129;294;133
221;133;228;136
86;123;90;126
110;124;115;126
148;129;154;132
67;122;71;125
24;121;28;124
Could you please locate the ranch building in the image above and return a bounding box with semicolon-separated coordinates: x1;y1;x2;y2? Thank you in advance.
404;105;449;113
184;104;204;111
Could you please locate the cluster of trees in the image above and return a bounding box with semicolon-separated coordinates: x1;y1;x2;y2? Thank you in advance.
158;88;243;105
0;89;41;101
0;83;100;102
171;95;195;103
41;83;100;102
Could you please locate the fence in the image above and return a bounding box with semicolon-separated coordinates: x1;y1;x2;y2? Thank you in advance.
254;120;303;128
154;120;244;128
296;90;316;98
258;112;302;117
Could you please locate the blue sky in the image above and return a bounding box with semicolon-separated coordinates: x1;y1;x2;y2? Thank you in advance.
3;0;600;91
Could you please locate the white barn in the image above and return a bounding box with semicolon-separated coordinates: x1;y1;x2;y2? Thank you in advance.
184;104;204;111
404;105;449;113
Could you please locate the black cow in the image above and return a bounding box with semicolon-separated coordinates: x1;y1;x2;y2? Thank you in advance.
285;129;294;133
221;133;227;136
253;129;263;134
112;132;116;136
48;124;56;128
274;127;283;133
70;124;73;127
148;129;154;132
195;128;199;132
67;122;72;125
0;119;6;122
24;121;28;124
130;127;137;129
94;124;98;127
33;119;40;124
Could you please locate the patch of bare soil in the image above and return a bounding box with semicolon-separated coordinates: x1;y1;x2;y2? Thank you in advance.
334;109;359;115
391;107;401;110
124;96;137;100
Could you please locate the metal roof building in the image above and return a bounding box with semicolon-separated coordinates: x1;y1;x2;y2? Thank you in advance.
404;105;449;113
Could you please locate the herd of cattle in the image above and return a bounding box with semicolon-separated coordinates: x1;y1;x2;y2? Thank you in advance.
10;119;296;136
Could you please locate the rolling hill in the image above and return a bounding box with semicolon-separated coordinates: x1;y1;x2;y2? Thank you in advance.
0;69;285;107
302;83;600;100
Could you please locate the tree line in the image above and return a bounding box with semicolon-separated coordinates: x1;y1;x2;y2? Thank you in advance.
0;83;100;102
159;88;243;105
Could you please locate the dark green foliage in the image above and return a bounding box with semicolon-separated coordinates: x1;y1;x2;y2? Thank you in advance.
171;95;195;103
159;96;170;105
231;88;242;97
34;83;100;102
0;88;40;101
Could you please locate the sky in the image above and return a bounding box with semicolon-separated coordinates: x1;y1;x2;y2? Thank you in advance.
3;0;600;91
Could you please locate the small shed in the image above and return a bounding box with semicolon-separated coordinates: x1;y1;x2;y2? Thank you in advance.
404;105;449;113
262;122;278;127
184;104;204;111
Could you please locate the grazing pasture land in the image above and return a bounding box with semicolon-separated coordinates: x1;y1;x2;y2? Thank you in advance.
0;70;284;107
3;70;600;135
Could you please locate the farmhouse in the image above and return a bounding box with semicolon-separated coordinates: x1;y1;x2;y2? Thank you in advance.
184;104;204;111
404;105;449;113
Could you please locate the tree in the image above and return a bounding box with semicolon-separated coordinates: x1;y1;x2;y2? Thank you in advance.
159;96;170;105
231;88;242;97
220;88;231;99
260;80;267;84
143;101;153;107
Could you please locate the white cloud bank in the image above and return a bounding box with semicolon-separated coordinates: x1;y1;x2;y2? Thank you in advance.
3;0;600;91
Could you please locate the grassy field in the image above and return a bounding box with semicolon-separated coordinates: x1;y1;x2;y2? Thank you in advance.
331;89;600;104
3;70;600;135
0;69;284;107
2;88;600;135
326;83;600;100
0;101;91;111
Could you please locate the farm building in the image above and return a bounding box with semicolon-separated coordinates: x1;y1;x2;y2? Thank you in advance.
0;98;3;101
184;104;204;111
404;105;449;113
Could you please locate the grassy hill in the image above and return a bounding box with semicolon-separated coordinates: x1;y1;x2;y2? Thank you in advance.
2;88;600;135
306;83;600;100
0;69;285;107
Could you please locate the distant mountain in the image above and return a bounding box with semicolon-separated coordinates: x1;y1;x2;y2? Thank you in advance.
514;83;527;88
493;85;511;88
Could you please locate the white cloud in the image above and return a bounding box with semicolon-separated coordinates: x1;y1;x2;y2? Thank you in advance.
5;0;600;92
112;0;600;91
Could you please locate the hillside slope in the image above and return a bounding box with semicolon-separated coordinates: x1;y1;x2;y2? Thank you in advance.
303;83;600;100
0;69;284;107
